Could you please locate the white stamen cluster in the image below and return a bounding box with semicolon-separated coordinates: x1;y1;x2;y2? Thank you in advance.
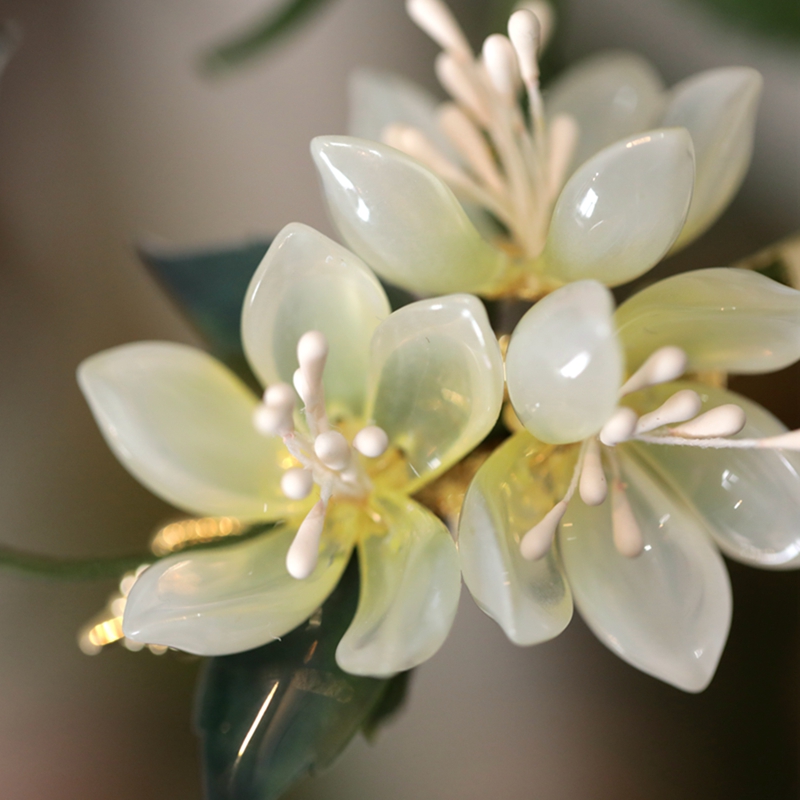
253;331;389;580
521;346;800;561
394;0;577;259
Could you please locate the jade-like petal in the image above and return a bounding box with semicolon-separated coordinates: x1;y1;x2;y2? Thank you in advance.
242;223;390;419
506;281;623;444
311;136;507;296
123;515;356;656
336;494;461;677
559;449;731;693
628;382;800;569
365;294;504;491
544;51;665;173
458;431;575;645
663;68;762;249
543;129;695;287
615;268;800;374
78;342;301;520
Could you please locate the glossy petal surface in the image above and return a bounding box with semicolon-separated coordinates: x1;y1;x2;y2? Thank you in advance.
629;382;800;568
543;129;694;286
559;449;731;692
123;511;357;656
242;224;390;418
78;342;298;520
663;68;762;248
615;268;800;374
366;294;504;490
458;431;575;645
311;136;507;295
336;494;461;677
506;281;623;444
544;51;665;173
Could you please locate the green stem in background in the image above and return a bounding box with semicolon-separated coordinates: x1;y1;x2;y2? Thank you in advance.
0;548;152;581
201;0;337;74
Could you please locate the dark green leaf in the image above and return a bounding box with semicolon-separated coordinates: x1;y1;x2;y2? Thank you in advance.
685;0;800;42
201;0;338;75
194;559;395;800
0;547;152;580
361;669;413;742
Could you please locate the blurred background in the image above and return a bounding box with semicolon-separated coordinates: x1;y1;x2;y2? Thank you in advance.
0;0;797;798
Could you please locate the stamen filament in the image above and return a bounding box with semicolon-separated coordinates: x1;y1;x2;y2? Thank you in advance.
609;453;643;558
619;346;688;397
579;437;608;506
634;389;702;435
636;430;800;451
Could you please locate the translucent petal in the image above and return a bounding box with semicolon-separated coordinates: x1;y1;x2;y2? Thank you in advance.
311;136;507;295
123;509;357;656
365;294;504;491
242;223;390;419
559;448;731;692
627;381;800;569
615;267;800;374
458;431;576;645
506;281;623;444
663;68;762;248
544;51;665;173
543;129;695;286
336;493;461;677
78;342;302;520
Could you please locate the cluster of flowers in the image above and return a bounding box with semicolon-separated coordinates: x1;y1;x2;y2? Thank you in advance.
79;0;800;692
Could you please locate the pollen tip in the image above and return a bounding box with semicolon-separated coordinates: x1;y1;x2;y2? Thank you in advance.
353;425;389;458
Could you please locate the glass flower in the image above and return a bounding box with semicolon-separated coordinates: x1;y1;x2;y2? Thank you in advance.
312;0;761;298
78;223;505;677
458;268;800;691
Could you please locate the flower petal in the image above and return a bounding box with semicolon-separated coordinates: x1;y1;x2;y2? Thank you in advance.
365;294;504;491
663;68;762;249
458;431;575;645
335;493;461;677
615;268;800;374
544;51;665;173
506;281;623;444
543;129;695;286
242;223;390;419
559;448;731;692
628;381;800;569
311;136;507;295
123;512;356;656
78;342;301;520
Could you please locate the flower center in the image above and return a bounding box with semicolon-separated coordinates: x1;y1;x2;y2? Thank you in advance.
389;0;577;260
520;345;800;561
252;330;389;580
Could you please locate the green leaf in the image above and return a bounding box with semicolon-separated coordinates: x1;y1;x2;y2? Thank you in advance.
201;0;338;75
0;547;151;581
194;559;398;800
361;669;413;741
686;0;800;42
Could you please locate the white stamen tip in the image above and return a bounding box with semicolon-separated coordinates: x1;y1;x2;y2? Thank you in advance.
292;368;309;402
481;34;520;98
264;382;295;413
611;482;643;558
520;501;567;560
670;404;746;439
619;346;688;396
579;438;607;506
286;500;327;580
280;468;314;500
635;389;702;435
435;53;491;126
759;429;800;450
297;330;328;373
508;9;540;85
253;404;291;437
406;0;472;60
600;407;638;446
314;430;351;471
353;426;389;458
515;1;555;51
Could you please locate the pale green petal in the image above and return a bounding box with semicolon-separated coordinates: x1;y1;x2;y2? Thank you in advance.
663;68;762;249
336;494;461;677
123;513;356;656
628;382;800;569
559;448;731;692
78;342;301;520
311;136;507;295
506;281;623;444
543;129;695;286
458;431;575;645
544;50;665;173
242;223;390;419
365;294;504;490
615;268;800;374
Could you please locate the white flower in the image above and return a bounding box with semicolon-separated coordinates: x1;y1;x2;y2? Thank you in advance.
78;223;504;677
458;268;800;691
